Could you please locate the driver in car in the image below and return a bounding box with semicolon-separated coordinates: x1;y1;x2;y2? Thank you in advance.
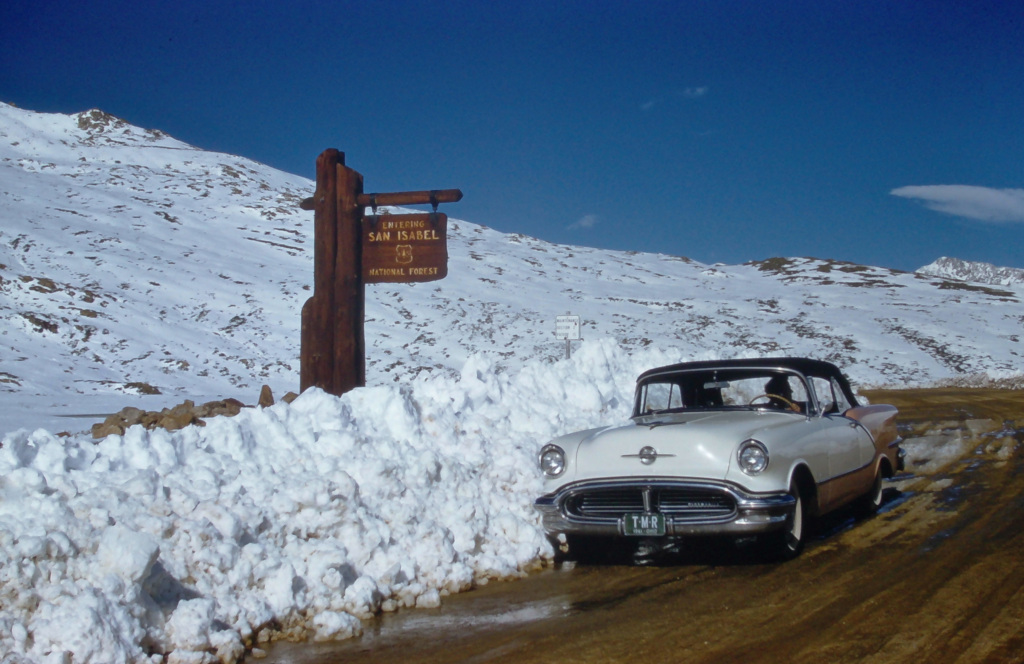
764;375;802;413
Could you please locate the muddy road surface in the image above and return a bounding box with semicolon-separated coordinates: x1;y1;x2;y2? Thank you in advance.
264;388;1024;663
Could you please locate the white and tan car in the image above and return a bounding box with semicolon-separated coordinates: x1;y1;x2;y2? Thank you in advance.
535;358;903;560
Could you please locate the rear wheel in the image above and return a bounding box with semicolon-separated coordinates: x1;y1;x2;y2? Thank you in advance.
854;467;884;518
763;482;806;561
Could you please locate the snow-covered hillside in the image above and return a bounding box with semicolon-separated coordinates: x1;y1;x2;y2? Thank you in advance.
2;103;1023;663
3;102;1023;435
916;256;1024;288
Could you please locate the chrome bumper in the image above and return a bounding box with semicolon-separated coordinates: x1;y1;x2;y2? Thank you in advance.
534;478;796;538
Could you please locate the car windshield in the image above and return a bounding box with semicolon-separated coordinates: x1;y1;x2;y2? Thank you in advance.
634;367;812;416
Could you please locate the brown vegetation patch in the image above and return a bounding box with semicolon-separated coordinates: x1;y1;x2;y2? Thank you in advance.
21;312;58;334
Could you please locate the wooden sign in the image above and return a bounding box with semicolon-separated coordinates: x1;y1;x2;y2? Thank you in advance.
362;212;448;283
299;148;460;396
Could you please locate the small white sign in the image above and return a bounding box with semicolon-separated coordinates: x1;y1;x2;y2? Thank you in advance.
555;315;581;341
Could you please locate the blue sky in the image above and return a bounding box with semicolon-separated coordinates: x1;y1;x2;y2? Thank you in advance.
3;0;1022;272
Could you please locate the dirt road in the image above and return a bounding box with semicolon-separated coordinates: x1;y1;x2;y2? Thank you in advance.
264;389;1024;663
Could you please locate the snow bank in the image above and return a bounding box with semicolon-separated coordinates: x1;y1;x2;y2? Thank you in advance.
0;341;686;663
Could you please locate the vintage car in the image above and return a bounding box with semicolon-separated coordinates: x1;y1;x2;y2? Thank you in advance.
535;358;903;560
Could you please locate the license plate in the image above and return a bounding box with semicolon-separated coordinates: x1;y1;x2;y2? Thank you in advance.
623;513;666;536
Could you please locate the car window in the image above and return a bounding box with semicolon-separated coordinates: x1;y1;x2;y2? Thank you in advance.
720;377;802;405
636;370;812;414
641;382;683;413
831;377;854;413
810;377;835;414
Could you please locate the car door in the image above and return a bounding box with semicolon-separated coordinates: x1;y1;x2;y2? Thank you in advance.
812;377;873;510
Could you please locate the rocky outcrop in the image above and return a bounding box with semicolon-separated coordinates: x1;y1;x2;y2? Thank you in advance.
91;386;298;438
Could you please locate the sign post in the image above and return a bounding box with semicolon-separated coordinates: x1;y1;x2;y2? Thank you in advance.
300;149;461;396
555;314;582;360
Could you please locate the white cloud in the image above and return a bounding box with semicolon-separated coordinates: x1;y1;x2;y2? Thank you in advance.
568;214;598;231
891;185;1024;223
683;86;709;98
640;99;657;111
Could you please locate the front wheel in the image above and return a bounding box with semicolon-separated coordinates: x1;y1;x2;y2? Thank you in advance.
763;482;806;561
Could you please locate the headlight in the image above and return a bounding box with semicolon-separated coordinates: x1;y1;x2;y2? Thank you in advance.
737;439;769;475
539;444;566;478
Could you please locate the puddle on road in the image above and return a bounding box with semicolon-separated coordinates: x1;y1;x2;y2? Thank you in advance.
355;575;572;643
369;601;565;635
283;565;601;657
920;528;958;553
878;488;914;513
934;481;969;512
264;562;700;663
809;486;911;542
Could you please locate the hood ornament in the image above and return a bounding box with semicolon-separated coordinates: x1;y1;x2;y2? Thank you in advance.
622;446;675;465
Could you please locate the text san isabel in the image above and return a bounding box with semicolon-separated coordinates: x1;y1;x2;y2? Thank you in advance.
366;218;440;243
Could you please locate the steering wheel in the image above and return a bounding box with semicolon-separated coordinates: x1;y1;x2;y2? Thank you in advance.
749;393;800;412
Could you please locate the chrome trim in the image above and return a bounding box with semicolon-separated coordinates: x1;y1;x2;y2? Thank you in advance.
621;446;675;464
535;477;796;538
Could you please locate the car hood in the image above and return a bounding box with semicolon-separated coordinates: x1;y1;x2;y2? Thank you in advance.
561;411;800;484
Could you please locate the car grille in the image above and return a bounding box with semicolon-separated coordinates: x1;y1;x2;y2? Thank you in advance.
565;486;736;522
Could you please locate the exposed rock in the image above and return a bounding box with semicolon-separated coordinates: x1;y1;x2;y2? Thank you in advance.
126;382;162;395
160;400;198;431
196;398;245;418
119;407;146;427
258;385;274;408
91;416;125;439
91;389;276;438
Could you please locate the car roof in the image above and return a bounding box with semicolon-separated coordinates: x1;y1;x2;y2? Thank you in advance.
636;357;849;385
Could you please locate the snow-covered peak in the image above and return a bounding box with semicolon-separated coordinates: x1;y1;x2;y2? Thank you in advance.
916;256;1024;287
